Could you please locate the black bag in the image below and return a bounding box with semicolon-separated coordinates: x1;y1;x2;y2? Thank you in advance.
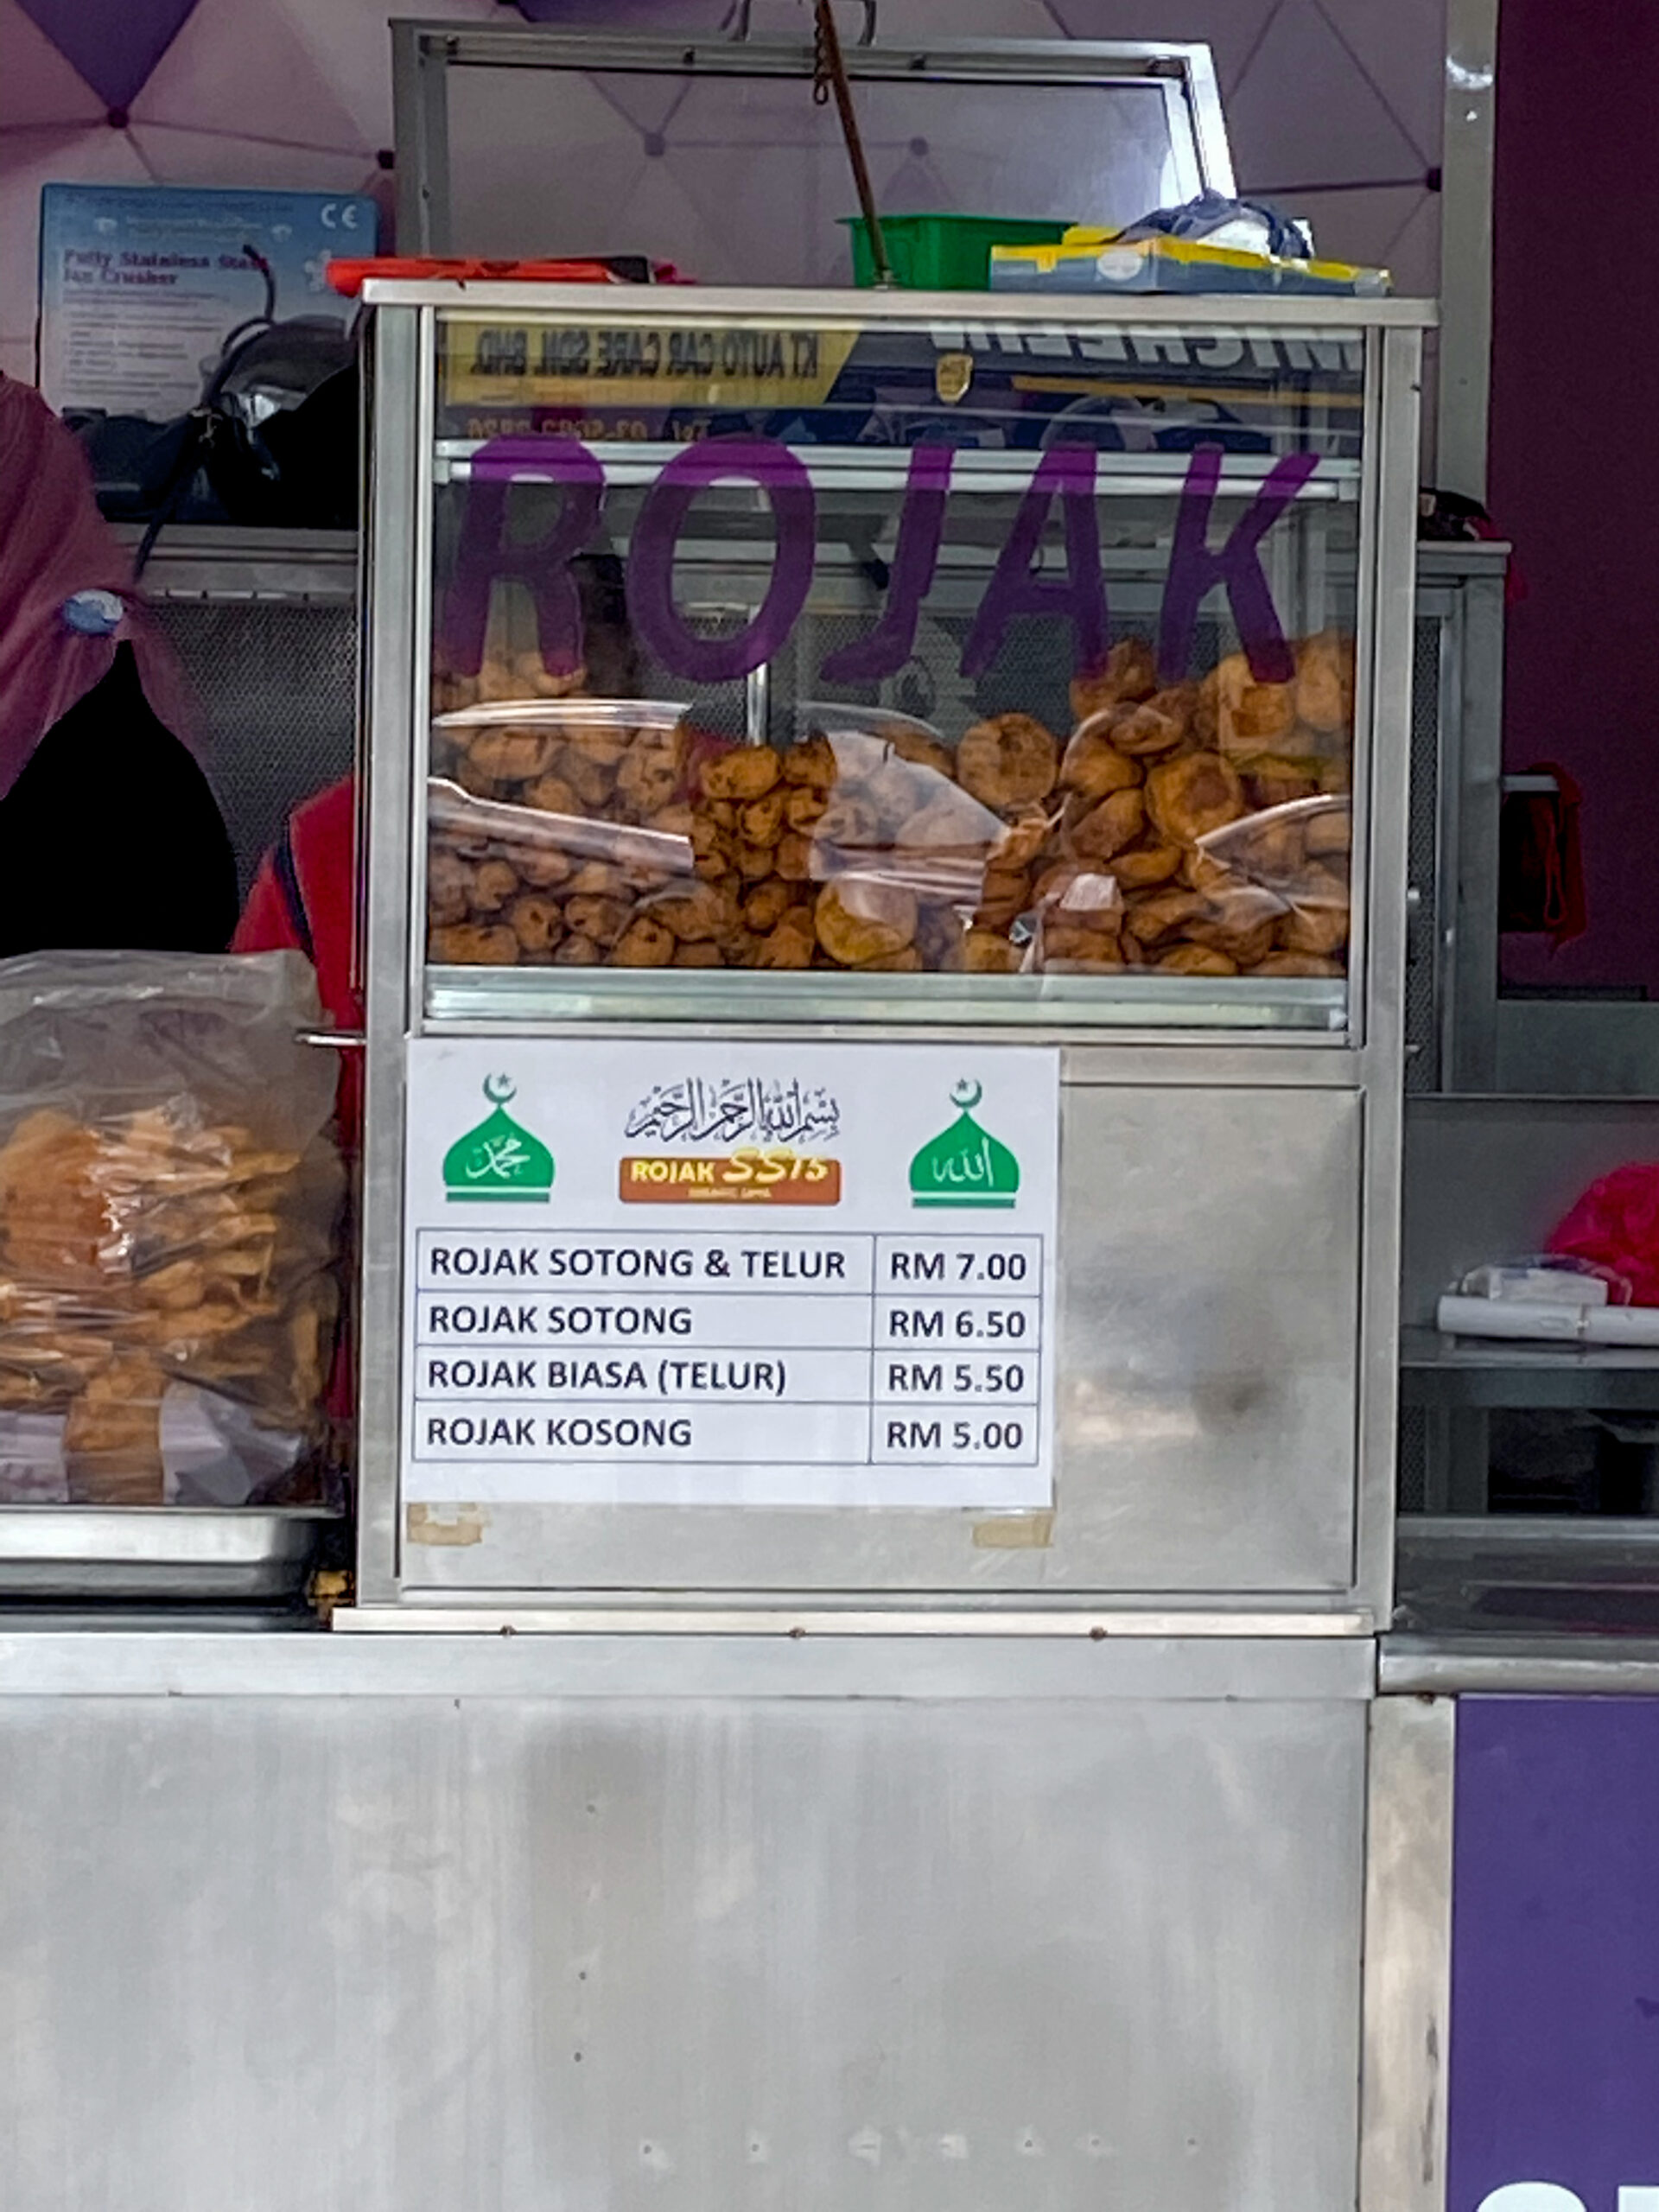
73;246;360;559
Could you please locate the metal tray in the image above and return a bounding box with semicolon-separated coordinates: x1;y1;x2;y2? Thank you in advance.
0;1508;340;1602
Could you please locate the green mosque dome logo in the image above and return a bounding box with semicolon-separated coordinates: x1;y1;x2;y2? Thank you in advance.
909;1079;1020;1210
442;1075;555;1203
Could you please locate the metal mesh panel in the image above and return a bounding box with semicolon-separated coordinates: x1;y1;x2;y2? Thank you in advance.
150;600;357;900
632;608;752;745
1396;1401;1427;1512
1403;613;1444;1091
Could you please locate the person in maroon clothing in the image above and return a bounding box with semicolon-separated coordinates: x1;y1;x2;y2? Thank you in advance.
0;376;236;957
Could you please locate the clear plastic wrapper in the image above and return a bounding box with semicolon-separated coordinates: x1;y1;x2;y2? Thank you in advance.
1120;190;1317;259
0;950;344;1506
1194;794;1352;976
425;633;1355;982
1457;1257;1625;1307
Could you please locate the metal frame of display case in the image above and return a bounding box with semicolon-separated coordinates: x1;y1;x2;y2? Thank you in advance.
352;282;1430;1622
1403;543;1659;1090
1407;533;1659;1096
1436;0;1500;505
1397;545;1659;1529
1406;540;1508;1096
389;21;1236;260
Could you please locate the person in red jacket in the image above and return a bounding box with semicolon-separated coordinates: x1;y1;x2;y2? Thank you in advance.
234;771;362;1134
234;774;360;1421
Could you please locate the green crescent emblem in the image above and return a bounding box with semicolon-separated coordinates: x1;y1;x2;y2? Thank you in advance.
442;1075;555;1203
909;1079;1020;1210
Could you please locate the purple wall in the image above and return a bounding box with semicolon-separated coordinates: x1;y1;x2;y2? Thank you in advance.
1450;1698;1659;2210
1491;2;1659;994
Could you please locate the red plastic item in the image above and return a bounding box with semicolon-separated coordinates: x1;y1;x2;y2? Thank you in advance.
1549;1164;1659;1307
1498;760;1586;946
326;256;685;297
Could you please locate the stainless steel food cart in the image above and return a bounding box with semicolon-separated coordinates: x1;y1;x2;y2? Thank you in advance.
348;280;1427;1627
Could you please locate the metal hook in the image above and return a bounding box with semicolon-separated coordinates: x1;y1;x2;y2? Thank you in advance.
731;0;878;44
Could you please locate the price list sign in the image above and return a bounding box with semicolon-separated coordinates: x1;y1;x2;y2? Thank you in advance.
403;1040;1059;1509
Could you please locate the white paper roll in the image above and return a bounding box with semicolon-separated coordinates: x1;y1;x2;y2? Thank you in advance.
1436;1295;1586;1342
1584;1306;1659;1348
1437;1295;1659;1348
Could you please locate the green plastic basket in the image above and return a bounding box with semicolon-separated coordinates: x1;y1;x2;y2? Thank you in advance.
842;213;1071;289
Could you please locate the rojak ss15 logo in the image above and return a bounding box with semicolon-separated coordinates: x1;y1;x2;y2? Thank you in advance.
619;1070;841;1206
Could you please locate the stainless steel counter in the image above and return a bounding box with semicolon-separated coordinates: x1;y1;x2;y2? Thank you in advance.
0;1628;1394;2212
0;1624;1371;1698
1382;1635;1659;1694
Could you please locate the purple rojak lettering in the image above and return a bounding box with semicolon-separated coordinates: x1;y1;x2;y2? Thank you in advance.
439;436;605;679
626;438;816;682
1158;444;1319;684
444;435;1314;696
960;444;1107;680
821;444;954;682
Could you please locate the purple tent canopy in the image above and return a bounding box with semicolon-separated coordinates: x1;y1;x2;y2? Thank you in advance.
17;0;201;115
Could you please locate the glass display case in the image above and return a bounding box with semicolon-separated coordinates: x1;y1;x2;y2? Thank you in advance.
355;282;1428;1617
422;301;1365;1027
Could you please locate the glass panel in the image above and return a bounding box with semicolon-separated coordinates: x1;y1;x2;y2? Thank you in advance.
425;308;1363;1030
445;67;1202;283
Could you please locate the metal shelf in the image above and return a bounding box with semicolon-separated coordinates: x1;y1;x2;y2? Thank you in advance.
434;442;1360;498
1400;1324;1659;1408
424;965;1348;1033
0;1507;340;1602
1394;1515;1659;1646
118;524;357;604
